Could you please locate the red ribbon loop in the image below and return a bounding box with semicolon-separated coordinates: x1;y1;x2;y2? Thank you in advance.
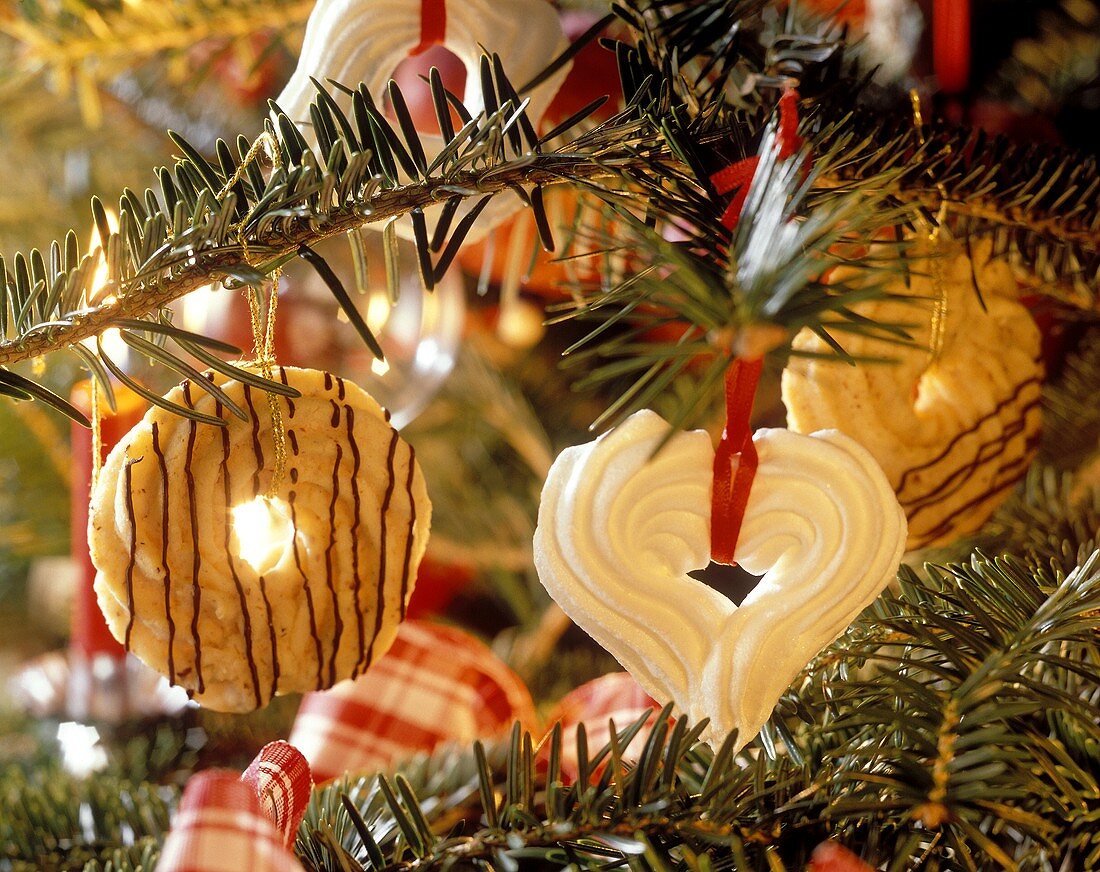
710;357;763;565
412;0;448;56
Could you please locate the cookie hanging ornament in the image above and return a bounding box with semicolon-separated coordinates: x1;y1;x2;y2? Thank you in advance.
89;364;432;712
782;239;1043;550
534;92;907;749
277;0;572;244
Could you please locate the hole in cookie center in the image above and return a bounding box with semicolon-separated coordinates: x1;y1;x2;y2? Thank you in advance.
232;496;294;575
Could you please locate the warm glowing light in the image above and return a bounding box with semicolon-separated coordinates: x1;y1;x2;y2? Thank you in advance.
57;721;108;778
87;209;119;304
371;356;391;376
497;301;545;350
82;326;130;369
366;292;392;333
232;496;294;574
180;284;221;333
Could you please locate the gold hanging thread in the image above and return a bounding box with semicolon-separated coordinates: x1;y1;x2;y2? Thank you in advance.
214;127;289;495
910;90;951;365
91;376;103;489
246;273;287;497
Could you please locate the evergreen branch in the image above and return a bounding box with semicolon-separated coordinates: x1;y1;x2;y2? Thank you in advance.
553;115;916;432
290;550;1100;871
982;0;1100;115
0;59;657;422
0;763;175;871
810;100;1100;304
1;0;314;124
613;0;1100;302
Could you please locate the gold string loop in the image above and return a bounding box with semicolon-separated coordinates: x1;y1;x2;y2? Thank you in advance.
910;89;951;365
214;127;289;496
91;376;103;489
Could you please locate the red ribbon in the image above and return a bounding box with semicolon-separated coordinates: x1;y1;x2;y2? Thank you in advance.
710;357;764;565
707;90;803;564
933;0;970;94
709;89;802;229
411;0;447;56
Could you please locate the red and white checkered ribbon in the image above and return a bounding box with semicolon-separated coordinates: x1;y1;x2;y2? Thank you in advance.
546;672;661;782
241;741;314;848
290;620;538;782
157;762;309;872
161;621;665;871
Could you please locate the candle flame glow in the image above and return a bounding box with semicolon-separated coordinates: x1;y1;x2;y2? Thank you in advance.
232;496;294;574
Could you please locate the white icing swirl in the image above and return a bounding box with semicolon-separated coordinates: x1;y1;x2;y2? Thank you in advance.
277;0;571;243
534;409;906;747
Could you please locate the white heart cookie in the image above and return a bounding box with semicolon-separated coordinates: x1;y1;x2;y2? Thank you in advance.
533;410;906;747
277;0;571;243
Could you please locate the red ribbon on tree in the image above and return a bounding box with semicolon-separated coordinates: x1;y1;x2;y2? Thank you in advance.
933;0;970;95
707;89;803;565
412;0;447;56
709;89;802;228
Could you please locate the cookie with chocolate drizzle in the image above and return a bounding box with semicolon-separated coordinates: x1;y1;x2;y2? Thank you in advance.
88;366;432;712
782;241;1042;550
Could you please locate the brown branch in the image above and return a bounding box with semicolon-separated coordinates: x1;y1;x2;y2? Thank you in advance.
2;159;1096;369
0;160;623;367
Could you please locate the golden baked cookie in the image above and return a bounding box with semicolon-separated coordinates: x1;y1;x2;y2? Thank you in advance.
89;366;431;712
782;243;1042;550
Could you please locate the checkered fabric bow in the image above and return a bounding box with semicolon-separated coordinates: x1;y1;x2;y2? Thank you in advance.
291;620;539;782
547;672;660;782
160;621;663;870
157;741;312;872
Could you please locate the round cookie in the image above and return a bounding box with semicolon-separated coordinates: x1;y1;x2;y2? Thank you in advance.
782;242;1042;550
89;366;431;712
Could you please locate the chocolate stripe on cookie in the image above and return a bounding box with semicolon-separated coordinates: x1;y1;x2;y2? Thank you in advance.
365;429;401;671
325;436;345;686
399;445;418;620
345;407;366;678
897;372;1042;494
151;422;177;686
122;456;143;651
182;382;205;693
902;393;1040;519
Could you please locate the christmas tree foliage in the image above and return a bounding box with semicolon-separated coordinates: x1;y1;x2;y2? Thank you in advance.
0;0;1098;870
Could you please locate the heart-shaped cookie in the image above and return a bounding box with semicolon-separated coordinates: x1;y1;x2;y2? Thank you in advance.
533;410;906;747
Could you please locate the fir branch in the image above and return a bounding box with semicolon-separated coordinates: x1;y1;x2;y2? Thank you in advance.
293;551;1100;872
613;0;1100;303
553;114;915;432
0;763;176;871
1;0;313;125
0;60;655;421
